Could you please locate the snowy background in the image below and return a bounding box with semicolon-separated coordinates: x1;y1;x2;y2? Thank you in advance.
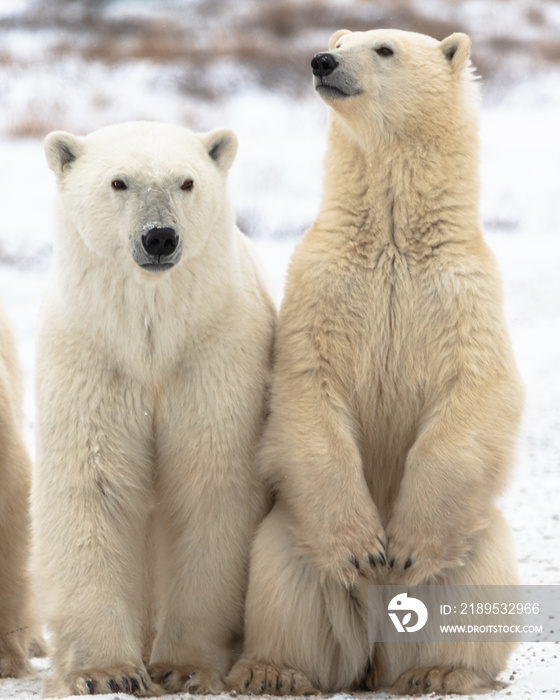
0;0;559;697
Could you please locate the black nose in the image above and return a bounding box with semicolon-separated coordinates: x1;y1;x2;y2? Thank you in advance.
142;227;178;257
311;52;339;77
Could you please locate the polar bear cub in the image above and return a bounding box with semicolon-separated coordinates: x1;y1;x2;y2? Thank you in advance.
227;29;523;696
35;121;275;697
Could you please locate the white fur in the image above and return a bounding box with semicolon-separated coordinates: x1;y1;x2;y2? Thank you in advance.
227;30;523;696
0;304;41;678
34;121;275;697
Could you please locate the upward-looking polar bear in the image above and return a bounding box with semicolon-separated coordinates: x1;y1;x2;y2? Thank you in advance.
34;121;275;697
227;29;523;696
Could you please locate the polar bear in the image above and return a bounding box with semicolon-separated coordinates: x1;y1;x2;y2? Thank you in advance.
0;305;35;678
227;29;523;696
35;121;276;697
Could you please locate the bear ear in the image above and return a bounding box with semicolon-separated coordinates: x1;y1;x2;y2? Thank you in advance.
44;131;84;176
440;33;472;73
200;128;238;173
329;29;351;50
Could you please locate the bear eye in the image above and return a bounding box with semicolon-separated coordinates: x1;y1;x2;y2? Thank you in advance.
111;179;127;190
375;46;394;57
181;179;194;191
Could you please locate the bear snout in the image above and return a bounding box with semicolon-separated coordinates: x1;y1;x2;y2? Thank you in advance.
131;226;182;272
312;53;361;101
141;227;178;258
311;52;339;78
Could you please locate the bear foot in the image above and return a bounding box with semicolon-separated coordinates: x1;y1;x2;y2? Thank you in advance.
388;666;506;695
148;662;225;694
46;665;162;696
227;660;319;696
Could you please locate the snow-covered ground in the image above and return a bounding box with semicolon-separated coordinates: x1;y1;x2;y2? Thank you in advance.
0;3;559;698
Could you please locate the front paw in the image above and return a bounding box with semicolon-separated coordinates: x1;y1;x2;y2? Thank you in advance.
385;517;468;584
309;515;387;588
148;663;225;694
46;666;162;696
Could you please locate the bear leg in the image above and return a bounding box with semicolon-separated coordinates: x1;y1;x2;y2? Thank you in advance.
375;508;517;694
0;372;33;679
226;503;372;694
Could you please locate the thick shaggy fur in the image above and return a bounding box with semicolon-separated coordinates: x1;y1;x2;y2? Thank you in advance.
227;29;523;695
34;122;275;697
0;305;36;678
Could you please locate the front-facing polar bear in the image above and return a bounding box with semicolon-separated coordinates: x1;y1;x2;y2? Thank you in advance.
35;121;275;697
227;30;523;696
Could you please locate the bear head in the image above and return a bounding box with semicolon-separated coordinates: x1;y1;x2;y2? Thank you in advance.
311;29;478;146
44;121;238;275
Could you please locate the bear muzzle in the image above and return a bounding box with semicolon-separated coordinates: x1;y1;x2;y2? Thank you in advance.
131;226;182;272
142;227;178;257
311;52;339;78
311;52;361;101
